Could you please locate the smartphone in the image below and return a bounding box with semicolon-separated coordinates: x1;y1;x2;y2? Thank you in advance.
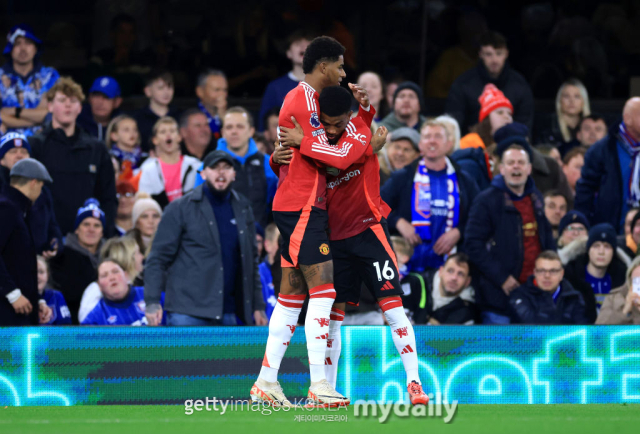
632;277;640;295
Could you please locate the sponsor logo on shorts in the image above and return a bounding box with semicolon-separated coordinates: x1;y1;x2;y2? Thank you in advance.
319;243;330;255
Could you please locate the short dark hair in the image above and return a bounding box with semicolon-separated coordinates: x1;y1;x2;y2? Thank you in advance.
263;107;280;127
145;69;174;87
9;175;32;186
562;146;586;165
225;106;254;128
578;114;606;129
179;108;205;129
302;36;345;74
288;30;313;47
318;86;353;117
536;250;562;265
544;189;567;202
478;31;507;49
197;69;226;88
444;252;470;270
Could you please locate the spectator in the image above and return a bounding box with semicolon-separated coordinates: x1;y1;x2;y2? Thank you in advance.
576;115;607;148
493;123;574;203
253;132;271;156
81;260;153;326
129;196;162;255
534;79;591;148
133;70;180;152
619;208;640;258
262;107;279;148
596;256;640;325
106;115;146;179
78;235;145;323
77;76;122;141
382;120;479;272
37;256;71;325
0;132;62;257
30;77;117;237
544;190;568;240
459;84;513;150
258;31;310;131
259;223;279;320
562;147;586;197
357;71;389;122
138;117;201;209
510;251;588;324
50;199;105;324
536;144;563;168
378;127;420;186
115;181;136;235
144;150;266;326
445;31;534;134
0;158;53;325
178;109;215;161
563;223;628;323
217;107;278;228
464;143;555;324
435;115;461;155
0;24;60;136
557;210;590;264
196;69;228;141
575;97;640;233
379;81;426;132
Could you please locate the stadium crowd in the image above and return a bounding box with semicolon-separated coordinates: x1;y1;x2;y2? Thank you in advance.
2;17;640;327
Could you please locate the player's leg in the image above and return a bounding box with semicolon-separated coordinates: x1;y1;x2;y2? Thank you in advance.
326;301;345;388
361;221;429;405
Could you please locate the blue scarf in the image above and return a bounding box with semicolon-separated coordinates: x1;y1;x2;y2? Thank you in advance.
110;146;147;170
619;122;640;206
198;101;222;139
411;158;460;241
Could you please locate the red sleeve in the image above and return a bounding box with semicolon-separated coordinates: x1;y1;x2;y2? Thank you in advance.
269;153;281;178
358;104;376;128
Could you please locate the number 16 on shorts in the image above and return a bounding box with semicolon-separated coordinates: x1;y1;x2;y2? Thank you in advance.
373;260;395;281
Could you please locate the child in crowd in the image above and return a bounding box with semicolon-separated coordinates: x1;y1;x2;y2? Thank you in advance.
37;256;72;325
138;117;200;208
106;115;147;181
133;70;180;152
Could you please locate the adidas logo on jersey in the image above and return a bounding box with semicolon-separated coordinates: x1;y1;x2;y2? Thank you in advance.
400;345;414;354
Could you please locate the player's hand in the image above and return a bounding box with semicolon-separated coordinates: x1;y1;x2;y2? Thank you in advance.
348;83;369;109
370;126;388;153
146;305;163;326
279;117;304;148
39;302;52;324
12;295;33;315
432;228;460;256
273;144;293;165
396;218;421;247
254;310;268;326
501;276;520;295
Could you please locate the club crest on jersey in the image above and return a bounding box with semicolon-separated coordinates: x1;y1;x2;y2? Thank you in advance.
319;243;330;255
107;315;117;324
309;112;321;128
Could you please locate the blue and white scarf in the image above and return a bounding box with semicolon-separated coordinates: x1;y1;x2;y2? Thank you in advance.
620;122;640;206
198;101;222;139
411;158;460;241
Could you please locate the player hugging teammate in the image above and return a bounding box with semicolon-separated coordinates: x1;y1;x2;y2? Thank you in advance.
250;36;429;408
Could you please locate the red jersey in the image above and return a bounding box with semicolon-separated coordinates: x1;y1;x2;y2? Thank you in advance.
272;81;373;212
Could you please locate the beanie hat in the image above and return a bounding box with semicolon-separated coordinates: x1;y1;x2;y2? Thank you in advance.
587;223;617;251
478;84;513;122
75;198;105;230
392;81;425;114
558;210;590;239
3;24;42;56
132;198;163;228
0;132;31;160
493;122;530;144
494;135;534;163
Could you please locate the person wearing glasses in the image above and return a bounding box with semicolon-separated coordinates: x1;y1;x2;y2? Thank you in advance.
509;250;588;324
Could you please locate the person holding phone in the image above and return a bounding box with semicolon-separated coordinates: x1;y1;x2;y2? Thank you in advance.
597;256;640;324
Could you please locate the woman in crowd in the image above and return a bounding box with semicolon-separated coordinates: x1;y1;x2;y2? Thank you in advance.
128;195;163;255
50;199;106;324
459;84;513;151
357;71;388;123
37;256;72;325
597;256;640;324
435;114;461;155
78;235;145;323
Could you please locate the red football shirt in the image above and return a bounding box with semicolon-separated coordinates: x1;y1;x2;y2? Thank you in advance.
272;81;373;212
513;195;542;283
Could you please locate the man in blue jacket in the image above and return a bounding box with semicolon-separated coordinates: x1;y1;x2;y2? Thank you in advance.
575;97;640;233
464;140;555;324
510;250;588;325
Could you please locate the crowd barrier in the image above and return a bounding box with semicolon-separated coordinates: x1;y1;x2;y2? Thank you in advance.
1;326;639;405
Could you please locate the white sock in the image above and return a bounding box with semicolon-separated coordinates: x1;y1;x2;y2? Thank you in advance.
325;307;344;389
258;293;304;383
381;298;420;385
306;283;336;383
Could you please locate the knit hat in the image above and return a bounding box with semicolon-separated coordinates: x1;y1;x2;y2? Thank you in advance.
558;210;590;238
494;135;534;162
132;198;163;227
0;132;31;160
392;81;425;113
75;198;105;230
3;24;42;56
493;122;530;143
478;84;513;122
587;223;617;251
